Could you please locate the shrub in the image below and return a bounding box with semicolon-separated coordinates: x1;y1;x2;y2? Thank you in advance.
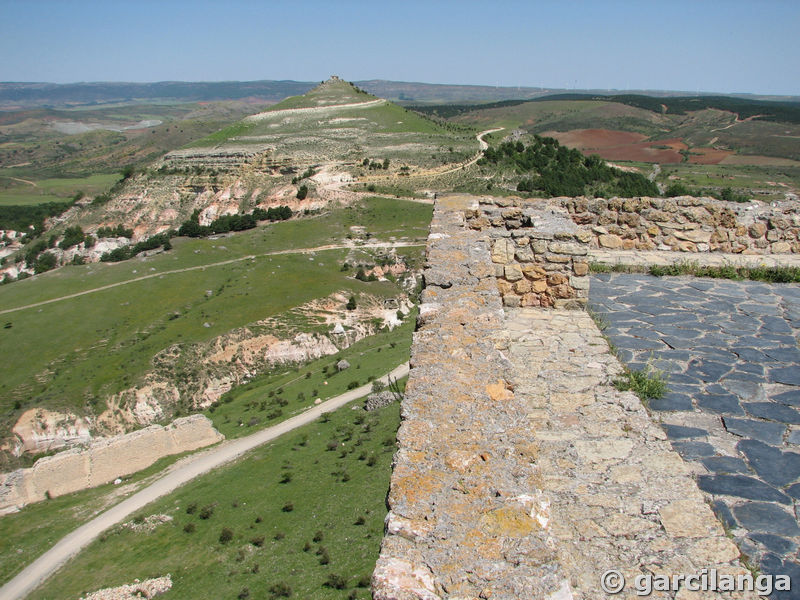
268;582;292;598
199;504;215;519
281;502;294;512
324;574;348;589
183;522;196;534
250;536;265;547
347;380;360;390
312;530;324;542
238;587;250;599
274;531;285;540
354;516;365;525
614;364;668;403
219;527;234;544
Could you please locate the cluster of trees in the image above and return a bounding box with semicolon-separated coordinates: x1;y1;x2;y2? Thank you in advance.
480;136;659;198
291;167;316;184
96;224;134;239
362;158;390;170
178;205;293;238
665;182;749;203
100;232;173;262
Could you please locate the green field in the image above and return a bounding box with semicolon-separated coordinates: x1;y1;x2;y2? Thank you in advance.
0;197;431;468
27;399;401;600
0;449;197;586
0;173;121;206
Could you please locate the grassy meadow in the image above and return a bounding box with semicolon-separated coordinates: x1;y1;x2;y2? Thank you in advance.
28;399;402;600
0;197;430;463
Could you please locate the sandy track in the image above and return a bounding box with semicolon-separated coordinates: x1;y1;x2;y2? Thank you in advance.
0;362;409;600
0;241;424;316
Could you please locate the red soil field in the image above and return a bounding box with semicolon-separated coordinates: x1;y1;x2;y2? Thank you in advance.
544;129;691;164
688;147;734;164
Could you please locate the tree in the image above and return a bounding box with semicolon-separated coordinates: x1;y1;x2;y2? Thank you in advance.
346;296;357;310
382;158;390;170
296;185;308;200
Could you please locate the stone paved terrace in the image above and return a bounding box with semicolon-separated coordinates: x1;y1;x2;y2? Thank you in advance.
372;195;773;600
590;273;800;597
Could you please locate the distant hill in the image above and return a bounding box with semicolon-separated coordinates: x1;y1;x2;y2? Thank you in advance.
3;79;797;110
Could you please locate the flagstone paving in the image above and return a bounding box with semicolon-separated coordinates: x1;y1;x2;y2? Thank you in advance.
590;273;800;596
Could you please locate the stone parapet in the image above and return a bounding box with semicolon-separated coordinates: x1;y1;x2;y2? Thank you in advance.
373;195;571;599
466;197;590;309
0;415;223;513
558;195;800;254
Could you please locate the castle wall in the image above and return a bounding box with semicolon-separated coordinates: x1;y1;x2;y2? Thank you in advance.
0;415;223;513
558;195;800;254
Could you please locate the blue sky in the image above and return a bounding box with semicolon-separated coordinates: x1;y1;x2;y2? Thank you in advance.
1;0;798;95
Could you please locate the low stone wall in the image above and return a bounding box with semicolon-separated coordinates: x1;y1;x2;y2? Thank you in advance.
0;415;223;513
466;197;590;308
557;195;800;254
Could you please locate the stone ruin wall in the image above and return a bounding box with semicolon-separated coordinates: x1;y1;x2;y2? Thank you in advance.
0;415;223;513
466;198;591;309
373;196;573;598
556;195;800;254
373;194;763;600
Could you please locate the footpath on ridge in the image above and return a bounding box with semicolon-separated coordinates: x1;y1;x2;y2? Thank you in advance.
373;194;764;599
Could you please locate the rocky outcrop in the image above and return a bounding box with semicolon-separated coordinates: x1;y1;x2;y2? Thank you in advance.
79;575;172;600
0;415;222;513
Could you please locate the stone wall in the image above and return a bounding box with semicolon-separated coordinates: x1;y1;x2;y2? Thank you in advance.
466;197;590;309
0;415;223;513
557;195;800;254
372;195;572;599
374;193;761;599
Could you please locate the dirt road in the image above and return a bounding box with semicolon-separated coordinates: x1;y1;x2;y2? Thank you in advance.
0;241;424;316
0;362;409;600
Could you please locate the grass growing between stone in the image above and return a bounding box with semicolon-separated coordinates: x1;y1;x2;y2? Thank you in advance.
590;261;800;283
648;262;800;283
28;400;402;600
613;364;669;405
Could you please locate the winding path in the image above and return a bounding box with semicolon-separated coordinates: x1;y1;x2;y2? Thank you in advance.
0;241;424;316
0;362;409;600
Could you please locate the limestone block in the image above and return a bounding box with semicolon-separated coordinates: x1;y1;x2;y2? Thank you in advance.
598;234;623;249
572;261;589;276
548;241;588;256
659;499;724;537
514;245;534;262
531;239;548;254
771;241;791;253
522;264;547;279
491;238;515;264
504;264;523;282
749;222;767;238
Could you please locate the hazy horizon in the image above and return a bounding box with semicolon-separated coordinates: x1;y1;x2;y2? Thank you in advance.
1;0;799;96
